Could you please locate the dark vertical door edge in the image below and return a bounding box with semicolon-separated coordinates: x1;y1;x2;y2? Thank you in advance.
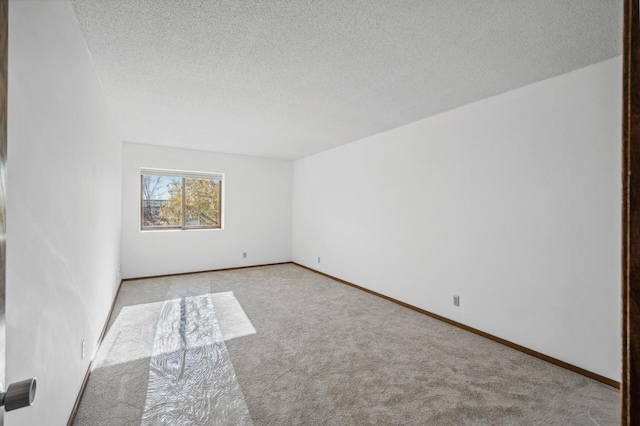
623;0;640;424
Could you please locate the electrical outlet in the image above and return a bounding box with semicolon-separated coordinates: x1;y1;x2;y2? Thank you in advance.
243;252;247;259
318;257;321;263
453;295;460;307
81;339;86;360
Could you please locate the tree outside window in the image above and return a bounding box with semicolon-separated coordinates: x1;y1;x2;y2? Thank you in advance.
141;171;222;230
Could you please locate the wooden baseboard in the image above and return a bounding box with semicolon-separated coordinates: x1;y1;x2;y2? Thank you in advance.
67;279;124;426
293;262;620;389
66;260;619;425
123;261;292;282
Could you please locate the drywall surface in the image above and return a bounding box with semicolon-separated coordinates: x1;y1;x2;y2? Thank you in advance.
293;57;622;381
121;143;292;279
6;1;123;425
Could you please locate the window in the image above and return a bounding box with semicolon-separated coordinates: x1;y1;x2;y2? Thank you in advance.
141;169;222;230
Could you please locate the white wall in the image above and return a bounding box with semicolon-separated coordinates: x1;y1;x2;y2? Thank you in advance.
293;57;622;381
6;1;123;425
121;143;292;279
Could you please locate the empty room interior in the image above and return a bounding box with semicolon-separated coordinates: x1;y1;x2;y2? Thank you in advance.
4;0;628;425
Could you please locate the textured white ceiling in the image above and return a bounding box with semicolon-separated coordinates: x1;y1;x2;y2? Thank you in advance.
71;0;622;160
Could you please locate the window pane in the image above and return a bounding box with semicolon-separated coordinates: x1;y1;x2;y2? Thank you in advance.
142;175;182;227
184;178;221;227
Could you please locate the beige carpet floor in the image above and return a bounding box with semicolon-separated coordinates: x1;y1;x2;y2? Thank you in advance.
73;263;620;425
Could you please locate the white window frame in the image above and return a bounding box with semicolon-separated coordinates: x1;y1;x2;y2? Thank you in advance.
140;168;223;231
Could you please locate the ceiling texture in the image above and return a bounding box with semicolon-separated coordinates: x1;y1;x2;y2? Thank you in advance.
71;0;622;160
